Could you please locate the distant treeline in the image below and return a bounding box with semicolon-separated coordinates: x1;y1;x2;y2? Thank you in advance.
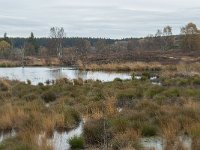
0;22;199;63
5;37;116;48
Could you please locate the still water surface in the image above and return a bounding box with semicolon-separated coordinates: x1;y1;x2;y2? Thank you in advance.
0;67;131;85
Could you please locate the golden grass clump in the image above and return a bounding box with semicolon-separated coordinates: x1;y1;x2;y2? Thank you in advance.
84;62;162;71
177;62;200;75
0;103;28;130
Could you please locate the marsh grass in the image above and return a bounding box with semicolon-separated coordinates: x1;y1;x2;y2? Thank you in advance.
0;80;10;91
0;81;82;149
111;131;141;150
0;74;200;149
0;60;20;68
83;62;162;72
81;61;199;76
84;119;106;146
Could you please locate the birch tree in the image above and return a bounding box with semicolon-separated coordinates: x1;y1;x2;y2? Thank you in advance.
50;27;66;60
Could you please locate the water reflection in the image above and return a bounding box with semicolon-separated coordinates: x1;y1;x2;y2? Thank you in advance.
141;137;165;150
141;136;192;150
74;70;88;79
49;68;63;79
0;67;131;85
50;122;83;150
0;129;16;143
38;121;84;150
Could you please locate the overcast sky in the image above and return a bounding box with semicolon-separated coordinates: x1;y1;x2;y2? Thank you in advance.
0;0;200;38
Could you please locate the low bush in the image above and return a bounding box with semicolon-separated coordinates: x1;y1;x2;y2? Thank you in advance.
84;119;104;145
192;77;200;85
114;78;123;82
176;78;188;86
45;80;51;85
87;88;104;101
145;85;164;98
52;105;80;130
189;123;200;138
0;136;52;150
182;89;200;99
71;109;81;123
163;88;180;98
23;93;38;101
73;78;84;86
69;136;84;149
142;72;151;79
141;124;157;137
111;118;129;133
140;72;151;81
27;80;31;85
41;90;56;103
117;93;135;108
0;81;9;91
111;136;129;150
117;89;142;107
38;82;44;86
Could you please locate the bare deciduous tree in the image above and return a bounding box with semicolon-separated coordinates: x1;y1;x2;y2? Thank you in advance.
163;26;172;36
50;27;66;60
76;39;91;69
180;22;200;50
163;26;174;50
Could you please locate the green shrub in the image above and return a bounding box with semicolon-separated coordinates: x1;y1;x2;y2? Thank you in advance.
52;104;81;130
162;78;172;86
163;88;180;98
114;78;123;82
117;89;142;107
192;77;200;85
141;72;151;81
38;82;44;86
86;101;104;115
141;125;157;137
190;128;200;138
0;63;8;67
26;80;31;85
45;80;51;85
131;73;135;80
111;118;128;133
145;86;164;99
153;94;167;104
117;89;141;100
23;93;38;101
69;136;84;149
183;89;200;98
176;78;188;86
87;88;104;101
69;109;81;124
0;137;37;150
41;90;56;103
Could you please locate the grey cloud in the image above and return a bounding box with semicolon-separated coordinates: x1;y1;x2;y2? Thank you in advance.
0;0;200;38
